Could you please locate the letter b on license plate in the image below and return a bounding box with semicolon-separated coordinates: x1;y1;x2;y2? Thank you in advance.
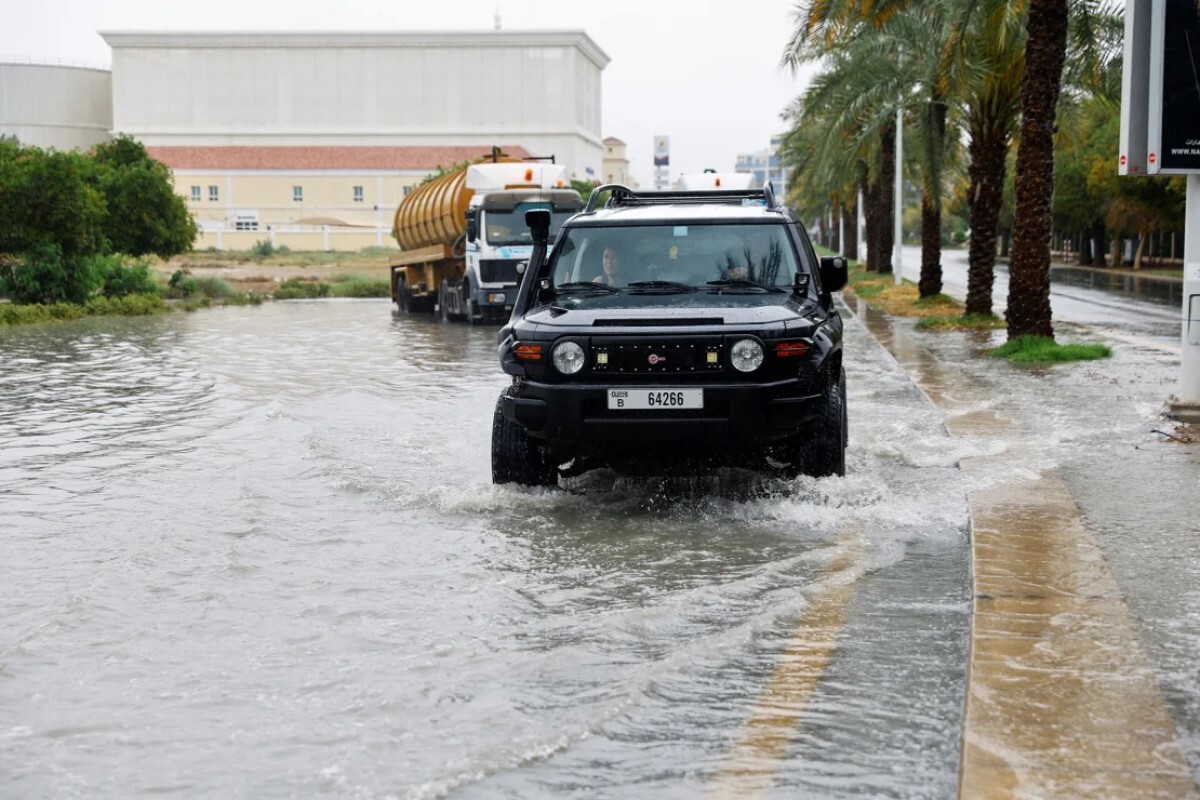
607;388;703;410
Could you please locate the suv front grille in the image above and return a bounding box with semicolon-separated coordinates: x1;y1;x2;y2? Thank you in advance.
591;339;724;375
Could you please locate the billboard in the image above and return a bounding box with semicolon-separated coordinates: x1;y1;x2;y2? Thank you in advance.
1148;0;1200;174
653;136;670;167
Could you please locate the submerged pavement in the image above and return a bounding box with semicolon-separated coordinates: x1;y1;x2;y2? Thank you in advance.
852;295;1200;798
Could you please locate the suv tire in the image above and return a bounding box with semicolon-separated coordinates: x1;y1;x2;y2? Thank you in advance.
491;391;557;486
778;367;846;479
801;367;847;477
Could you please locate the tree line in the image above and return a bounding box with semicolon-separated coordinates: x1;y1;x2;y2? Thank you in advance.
0;135;196;305
779;0;1180;341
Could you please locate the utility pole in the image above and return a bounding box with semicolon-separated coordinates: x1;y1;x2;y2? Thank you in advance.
894;105;904;286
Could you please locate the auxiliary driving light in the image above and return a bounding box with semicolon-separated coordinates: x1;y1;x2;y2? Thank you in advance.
730;338;764;373
514;343;543;361
552;341;586;374
487;293;507;304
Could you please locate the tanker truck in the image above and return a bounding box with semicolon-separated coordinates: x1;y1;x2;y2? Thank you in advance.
390;155;584;324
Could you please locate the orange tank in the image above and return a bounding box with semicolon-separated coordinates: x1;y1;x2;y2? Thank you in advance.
392;156;521;251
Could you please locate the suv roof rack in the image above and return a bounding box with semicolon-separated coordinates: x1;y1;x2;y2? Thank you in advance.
583;182;779;214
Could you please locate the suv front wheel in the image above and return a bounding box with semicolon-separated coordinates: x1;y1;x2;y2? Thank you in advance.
491;391;558;487
779;368;847;479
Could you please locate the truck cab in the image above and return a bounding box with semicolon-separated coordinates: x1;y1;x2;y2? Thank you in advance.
456;185;582;324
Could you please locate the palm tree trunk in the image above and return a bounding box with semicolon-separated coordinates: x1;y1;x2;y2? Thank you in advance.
918;100;947;298
1006;0;1068;340
876;121;896;275
919;196;942;296
966;117;1007;315
843;203;859;262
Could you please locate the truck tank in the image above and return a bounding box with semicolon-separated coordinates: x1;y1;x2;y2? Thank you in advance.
392;156;522;251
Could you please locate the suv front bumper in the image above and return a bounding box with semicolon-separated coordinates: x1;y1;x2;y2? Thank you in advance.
502;377;825;451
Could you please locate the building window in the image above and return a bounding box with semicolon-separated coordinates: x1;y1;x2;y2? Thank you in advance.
234;219;259;231
293;186;303;202
208;185;219;202
190;186;201;202
403;185;413;197
353;185;364;202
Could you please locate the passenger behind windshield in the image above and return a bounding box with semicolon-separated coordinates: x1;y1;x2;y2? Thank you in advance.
551;224;801;289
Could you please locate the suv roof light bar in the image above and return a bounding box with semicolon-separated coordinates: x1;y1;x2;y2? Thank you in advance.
583;182;779;214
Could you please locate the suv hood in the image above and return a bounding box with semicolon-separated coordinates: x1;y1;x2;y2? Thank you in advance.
525;297;812;328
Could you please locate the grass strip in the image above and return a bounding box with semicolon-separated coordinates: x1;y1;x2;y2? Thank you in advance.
986;334;1112;363
915;313;1007;332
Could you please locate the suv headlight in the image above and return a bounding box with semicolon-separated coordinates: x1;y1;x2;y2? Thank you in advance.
730;338;764;373
552;341;586;374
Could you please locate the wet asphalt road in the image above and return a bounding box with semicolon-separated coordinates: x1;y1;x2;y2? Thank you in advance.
1;301;973;799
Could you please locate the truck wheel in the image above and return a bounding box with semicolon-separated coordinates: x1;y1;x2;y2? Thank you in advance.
492;392;557;487
396;275;409;311
438;282;450;322
463;281;482;325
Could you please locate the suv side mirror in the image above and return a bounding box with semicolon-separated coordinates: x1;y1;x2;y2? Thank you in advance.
819;256;848;293
525;209;551;245
465;209;479;242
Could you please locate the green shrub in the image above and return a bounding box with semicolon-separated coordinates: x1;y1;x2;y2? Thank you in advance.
95;255;160;298
274;278;330;299
0;245;101;304
251;239;275;258
986;335;1112;363
84;294;170;316
276;245;291;255
329;278;390;298
192;277;236;299
167;268;199;298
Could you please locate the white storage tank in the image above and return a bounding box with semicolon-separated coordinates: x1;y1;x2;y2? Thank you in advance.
0;61;112;150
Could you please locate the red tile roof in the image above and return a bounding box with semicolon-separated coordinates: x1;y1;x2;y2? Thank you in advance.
146;145;532;171
602;136;625;145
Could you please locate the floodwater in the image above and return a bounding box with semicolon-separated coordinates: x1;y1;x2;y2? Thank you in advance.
2;301;978;798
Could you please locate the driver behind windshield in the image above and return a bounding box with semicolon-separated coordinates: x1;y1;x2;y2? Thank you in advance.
592;246;625;285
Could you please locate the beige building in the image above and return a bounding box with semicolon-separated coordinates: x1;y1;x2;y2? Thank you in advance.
602;136;632;187
151;145;530;251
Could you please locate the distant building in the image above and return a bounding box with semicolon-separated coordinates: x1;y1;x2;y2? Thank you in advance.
735;134;789;197
100;30;610;250
0;60;112;150
151;144;530;251
602;136;631;187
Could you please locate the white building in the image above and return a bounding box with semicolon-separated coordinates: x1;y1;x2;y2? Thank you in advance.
100;30;609;180
0;61;112;150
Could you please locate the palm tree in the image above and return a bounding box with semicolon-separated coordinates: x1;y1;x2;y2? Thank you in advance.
1005;0;1116;339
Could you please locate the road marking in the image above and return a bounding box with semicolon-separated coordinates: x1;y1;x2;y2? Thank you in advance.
707;533;866;799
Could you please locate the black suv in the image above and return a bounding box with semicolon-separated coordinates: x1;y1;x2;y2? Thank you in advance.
491;185;847;486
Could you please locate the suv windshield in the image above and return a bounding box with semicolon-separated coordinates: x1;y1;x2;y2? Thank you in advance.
549;223;801;290
485;203;574;246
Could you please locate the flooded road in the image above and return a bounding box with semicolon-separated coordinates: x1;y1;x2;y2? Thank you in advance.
1;301;977;798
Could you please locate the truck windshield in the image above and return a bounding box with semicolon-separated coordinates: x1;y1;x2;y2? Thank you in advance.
549;224;802;289
485;203;574;246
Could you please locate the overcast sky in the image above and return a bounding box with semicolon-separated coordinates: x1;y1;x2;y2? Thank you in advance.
1;0;818;185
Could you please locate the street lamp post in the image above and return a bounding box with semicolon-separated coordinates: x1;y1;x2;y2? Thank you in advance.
894;105;904;286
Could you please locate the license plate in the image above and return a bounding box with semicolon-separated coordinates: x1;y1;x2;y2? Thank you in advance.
607;389;703;410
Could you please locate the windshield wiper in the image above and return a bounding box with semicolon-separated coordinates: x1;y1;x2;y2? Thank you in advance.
555;281;621;294
705;278;784;293
626;280;697;293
